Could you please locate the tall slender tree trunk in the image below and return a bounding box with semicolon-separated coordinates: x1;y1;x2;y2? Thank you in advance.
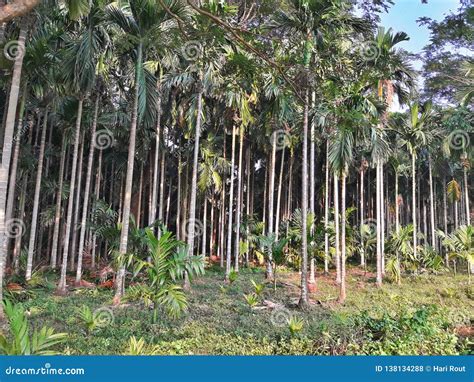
0;25;26;316
184;81;203;289
338;172;347;303
26;110;48;280
324;144;329;274
136;164;143;227
165;177;171;227
411;153;417;260
58;98;84;294
298;88;310;308
210;197;215;256
360;165;365;266
266;126;277;278
175;154;181;241
423;201;428;245
75;97;99;283
12;176;27;273
225;124;237;281
443;176;449;266
50;137;66;269
275;148;285;240
381;165;385;274
234;127;244;272
69;130;85;272
91;150;102;270
395;171;400;234
287;153;293;219
157;149;166;235
150;85;161;226
334;174;341;285
463;165;470;226
114;43;142;302
428;155;436;248
376;159;383;287
218;135;226;267
454;199;459;230
245;146;251;265
5;84;26;233
201;197;207;257
309;91;315;216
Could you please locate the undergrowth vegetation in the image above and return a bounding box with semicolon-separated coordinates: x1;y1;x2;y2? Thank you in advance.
2;267;471;355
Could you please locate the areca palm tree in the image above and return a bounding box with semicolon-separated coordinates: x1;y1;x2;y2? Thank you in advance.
394;102;440;261
363;26;415;287
0;23;27;316
107;0;187;302
73;0;112;284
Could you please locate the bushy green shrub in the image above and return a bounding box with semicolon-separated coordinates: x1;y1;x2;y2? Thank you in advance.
353;305;460;355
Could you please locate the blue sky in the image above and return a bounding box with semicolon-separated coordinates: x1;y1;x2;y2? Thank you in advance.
377;0;463;107
379;0;462;55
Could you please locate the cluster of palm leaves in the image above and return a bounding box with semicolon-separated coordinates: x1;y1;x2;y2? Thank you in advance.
0;300;66;354
133;229;204;319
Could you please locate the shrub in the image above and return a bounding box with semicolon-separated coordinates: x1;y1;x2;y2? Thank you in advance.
354;305;460;355
243;293;259;308
0;300;66;355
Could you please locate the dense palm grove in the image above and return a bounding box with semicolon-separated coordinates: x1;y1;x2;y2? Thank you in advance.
0;0;472;355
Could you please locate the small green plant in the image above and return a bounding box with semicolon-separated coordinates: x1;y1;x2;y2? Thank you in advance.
440;287;458;299
219;285;228;294
243;293;259;308
134;229;205;321
125;336;159;355
124;284;154;307
4;286;35;303
78;305;97;333
0;300;66;355
77;305;114;333
288;316;304;336
386;257;401;284
228;270;238;284
251;279;265;296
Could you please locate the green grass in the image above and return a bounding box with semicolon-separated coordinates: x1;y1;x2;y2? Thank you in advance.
7;266;473;355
